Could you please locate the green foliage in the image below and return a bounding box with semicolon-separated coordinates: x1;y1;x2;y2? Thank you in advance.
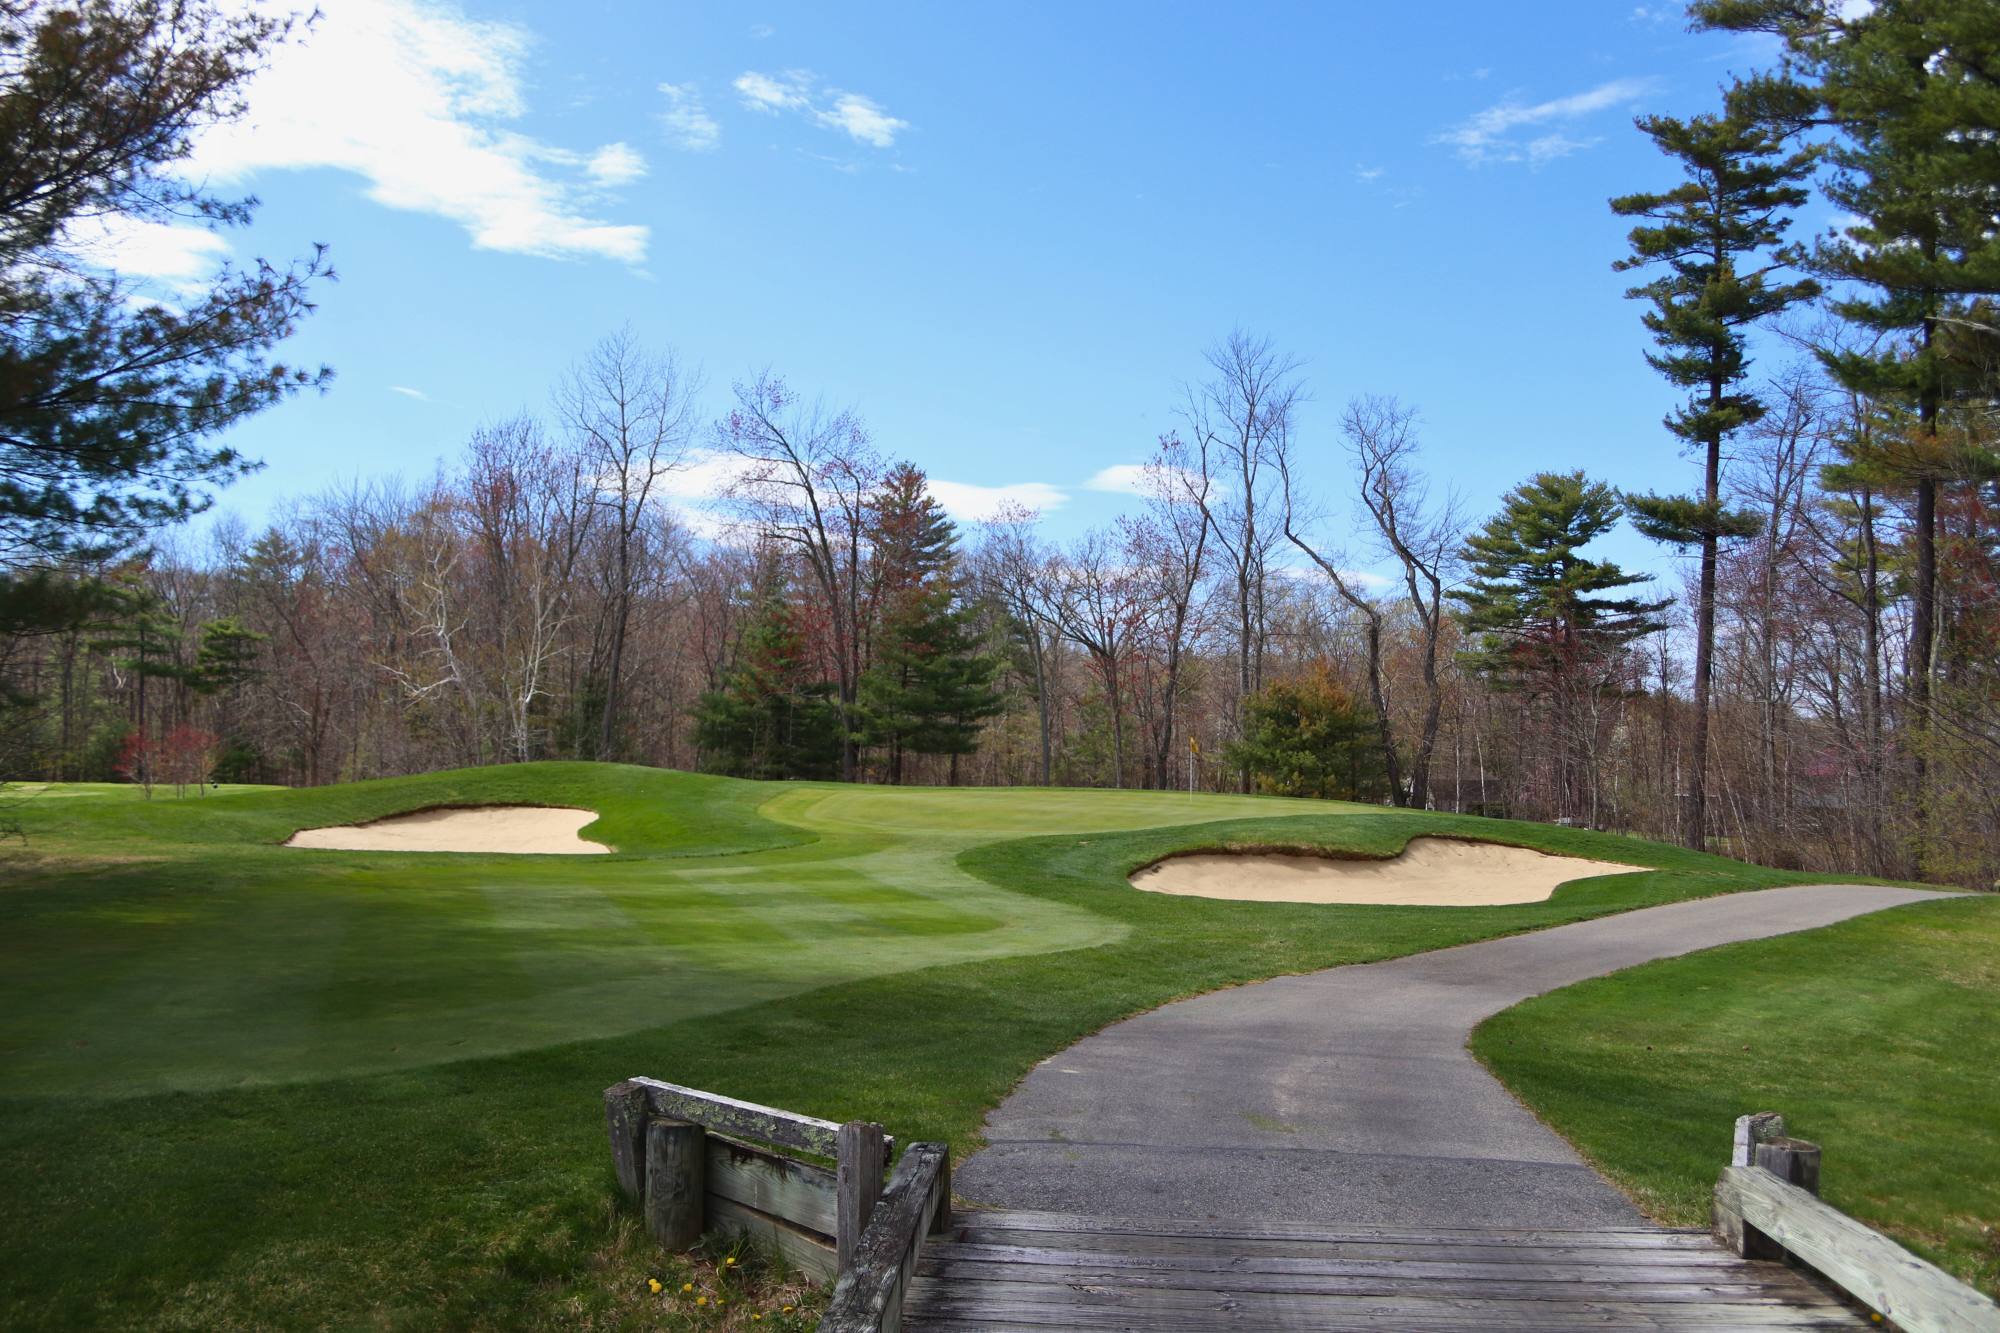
0;0;329;626
1453;471;1669;685
192;616;264;694
1623;491;1765;547
857;464;1002;781
1612;110;1819;467
1695;0;2000;415
858;580;1003;780
692;581;843;781
1224;668;1386;801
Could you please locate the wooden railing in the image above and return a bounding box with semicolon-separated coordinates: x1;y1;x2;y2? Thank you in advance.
1714;1112;2000;1333
818;1142;952;1333
603;1076;912;1282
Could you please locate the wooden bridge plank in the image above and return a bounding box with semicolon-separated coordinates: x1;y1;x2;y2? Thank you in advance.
949;1224;1751;1267
900;1284;1865;1330
916;1253;1848;1305
963;1209;1716;1247
923;1240;1809;1286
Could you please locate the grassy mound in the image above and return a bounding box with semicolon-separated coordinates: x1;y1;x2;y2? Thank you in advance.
1472;893;2000;1297
0;762;1895;1329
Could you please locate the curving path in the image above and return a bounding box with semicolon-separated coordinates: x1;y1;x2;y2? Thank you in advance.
955;883;1949;1229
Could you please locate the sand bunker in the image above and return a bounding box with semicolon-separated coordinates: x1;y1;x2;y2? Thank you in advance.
285;805;609;855
1130;836;1640;906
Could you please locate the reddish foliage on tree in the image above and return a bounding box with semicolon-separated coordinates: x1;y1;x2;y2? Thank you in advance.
114;726;221;797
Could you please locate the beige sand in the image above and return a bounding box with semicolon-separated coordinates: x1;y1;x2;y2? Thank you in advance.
1129;836;1640;906
285;805;609;855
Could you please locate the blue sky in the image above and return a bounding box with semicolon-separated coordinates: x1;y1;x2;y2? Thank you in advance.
116;0;1818;577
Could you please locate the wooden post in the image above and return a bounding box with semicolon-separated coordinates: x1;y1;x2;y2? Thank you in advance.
930;1151;952;1236
1754;1136;1822;1196
644;1118;706;1250
836;1121;887;1274
604;1079;649;1202
1718;1112;1787;1258
1732;1111;1786;1167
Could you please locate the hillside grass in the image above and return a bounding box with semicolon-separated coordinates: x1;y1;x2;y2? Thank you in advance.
0;762;1900;1329
1472;893;2000;1297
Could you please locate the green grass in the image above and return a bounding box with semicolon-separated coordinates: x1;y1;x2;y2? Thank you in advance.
0;762;1904;1328
1472;894;2000;1297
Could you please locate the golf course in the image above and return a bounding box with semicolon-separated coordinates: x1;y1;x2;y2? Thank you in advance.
1;762;1992;1329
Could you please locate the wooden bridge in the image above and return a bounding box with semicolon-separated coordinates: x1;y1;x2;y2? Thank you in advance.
605;1082;1997;1332
895;1210;1867;1331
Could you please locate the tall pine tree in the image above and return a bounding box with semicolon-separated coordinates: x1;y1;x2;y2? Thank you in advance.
1454;472;1669;823
857;465;1001;784
859;578;1002;784
1612;109;1818;849
1694;0;2000;856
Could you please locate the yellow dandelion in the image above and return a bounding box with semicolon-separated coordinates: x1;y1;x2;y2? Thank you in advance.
682;1282;694;1293
695;1295;707;1306
782;1305;794;1314
647;1278;662;1294
725;1255;738;1266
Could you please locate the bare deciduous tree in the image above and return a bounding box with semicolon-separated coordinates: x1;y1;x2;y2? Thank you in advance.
721;372;878;781
558;328;699;757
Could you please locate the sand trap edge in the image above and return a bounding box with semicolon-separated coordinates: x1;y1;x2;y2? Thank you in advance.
284;804;612;855
1127;835;1643;907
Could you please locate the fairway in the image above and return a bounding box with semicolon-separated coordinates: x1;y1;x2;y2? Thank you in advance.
3;769;1302;1096
0;763;1902;1329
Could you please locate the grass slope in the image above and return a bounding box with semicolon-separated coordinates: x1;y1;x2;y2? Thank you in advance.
0;763;1895;1329
1472;894;1999;1297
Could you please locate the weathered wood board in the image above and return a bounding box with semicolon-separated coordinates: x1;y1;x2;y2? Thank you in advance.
897;1210;1871;1332
1715;1164;2000;1333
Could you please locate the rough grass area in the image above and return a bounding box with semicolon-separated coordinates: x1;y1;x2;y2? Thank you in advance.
0;762;1901;1328
1472;893;2000;1298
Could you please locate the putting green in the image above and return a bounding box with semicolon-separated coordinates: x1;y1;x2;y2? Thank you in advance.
0;767;1345;1096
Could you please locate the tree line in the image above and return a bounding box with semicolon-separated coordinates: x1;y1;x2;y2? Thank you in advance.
1;0;1996;887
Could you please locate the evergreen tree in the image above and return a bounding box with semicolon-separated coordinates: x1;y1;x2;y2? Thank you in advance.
691;579;842;781
864;462;956;655
1612;109;1818;849
1693;0;2000;828
855;463;1002;784
1;1;330;628
1224;668;1385;801
1453;473;1668;822
194;616;264;694
858;578;1003;784
90;578;188;792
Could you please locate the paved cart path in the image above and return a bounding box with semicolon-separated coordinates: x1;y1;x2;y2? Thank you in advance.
954;883;1948;1229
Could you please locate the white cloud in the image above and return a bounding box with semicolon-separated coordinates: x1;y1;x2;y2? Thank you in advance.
814;94;908;149
62;214;232;292
1084;464;1152;495
735;69;812;113
658;83;720;152
1353;164;1385;183
1437;77;1654;166
735;69;909;148
186;0;649;263
586;142;647;185
389;384;429;400
749;21;776;39
1083;462;1206;497
928;480;1068;523
1527;132;1599;165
